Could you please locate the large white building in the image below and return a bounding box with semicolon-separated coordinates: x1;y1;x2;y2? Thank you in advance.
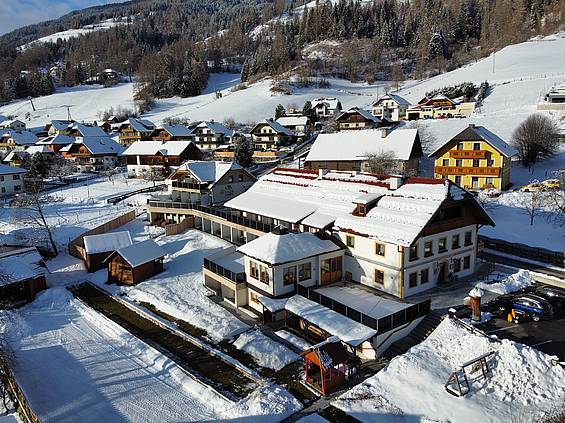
371;94;411;121
0;164;27;197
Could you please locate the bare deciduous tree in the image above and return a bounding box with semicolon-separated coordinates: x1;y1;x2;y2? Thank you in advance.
523;190;546;226
364;150;398;175
512;114;559;167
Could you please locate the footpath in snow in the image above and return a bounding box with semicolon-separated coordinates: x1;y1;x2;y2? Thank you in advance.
333;318;565;423
1;288;301;422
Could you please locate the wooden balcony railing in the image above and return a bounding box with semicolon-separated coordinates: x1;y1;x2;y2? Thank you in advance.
449;150;487;159
434;166;501;177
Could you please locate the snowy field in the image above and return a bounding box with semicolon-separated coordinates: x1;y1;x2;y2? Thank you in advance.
0;175;153;250
1;288;301;422
333;318;565;423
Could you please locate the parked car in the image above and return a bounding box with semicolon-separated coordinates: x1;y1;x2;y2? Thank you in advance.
524;285;565;307
520;181;544;192
542;179;561;190
494;294;554;322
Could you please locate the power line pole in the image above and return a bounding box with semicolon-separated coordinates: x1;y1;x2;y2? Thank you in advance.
28;96;36;111
492;51;495;74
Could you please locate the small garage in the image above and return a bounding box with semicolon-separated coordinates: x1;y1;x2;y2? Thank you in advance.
0;247;47;308
105;239;166;285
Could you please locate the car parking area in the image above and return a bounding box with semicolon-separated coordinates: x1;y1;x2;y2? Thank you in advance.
479;289;565;361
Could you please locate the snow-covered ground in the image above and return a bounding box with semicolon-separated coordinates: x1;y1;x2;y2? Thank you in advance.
1;288;301;422
333;318;565;423
0;175;153;250
122;229;249;342
233;328;300;371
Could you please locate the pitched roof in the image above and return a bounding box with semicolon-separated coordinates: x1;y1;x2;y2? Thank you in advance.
429;125;519;158
225;168;492;247
158;125;193;137
372;94;411;106
67;136;124;155
37;134;75;145
83;231;133;254
252;119;293;136
312;97;341;110
305;128;420;162
0;163;27;175
0;130;39;146
3;150;29;162
237;230;340;265
276;116;309;127
0;119;25;128
48;120;74;131
71;123;107;138
111;239;166;267
194;121;235;137
0;247;45;286
25;145;53;155
120;118;155;133
122;140;196;156
174;161;242;185
336;107;381;123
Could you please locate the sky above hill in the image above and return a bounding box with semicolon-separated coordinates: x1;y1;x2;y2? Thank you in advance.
0;0;122;35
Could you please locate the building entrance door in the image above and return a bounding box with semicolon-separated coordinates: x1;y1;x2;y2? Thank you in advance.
321;256;342;285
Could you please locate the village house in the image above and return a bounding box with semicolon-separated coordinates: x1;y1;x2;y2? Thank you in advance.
24;145;55;158
60;136;124;172
36;134;75;153
122;140;202;178
161;160;256;209
45;120;75;136
0;129;39;151
190;121;235;151
0;246;47;308
105;239;166;285
304;128;422;176
311;98;343;118
335;107;382;130
429;124;518;191
67;123;108;139
150;125;194;142
0;119;26;132
117;118;156;146
250;119;294;150
538;82;565;111
3;150;30;167
406;95;475;120
275;116;311;136
81;231;133;272
214;145;288;163
95;120;112;133
0;164;27;196
372;94;411;121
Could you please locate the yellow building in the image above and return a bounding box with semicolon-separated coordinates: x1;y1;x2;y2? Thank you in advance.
429;124;518;190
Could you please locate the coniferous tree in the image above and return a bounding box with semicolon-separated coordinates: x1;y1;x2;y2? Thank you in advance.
234;136;253;168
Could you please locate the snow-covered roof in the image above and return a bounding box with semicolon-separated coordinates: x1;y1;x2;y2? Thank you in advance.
206;246;245;274
337;107;380;123
253;120;294;136
372;94;411;106
312;97;341;110
0;119;25;128
122;140;195;156
276;116;309;127
158;125;193;137
258;296;288;313
174;161;241;185
71;123;107;138
429;125;519;158
0;163;27;175
194;121;235;137
25;145;53;155
3;150;29;162
305;128;420;162
237;230;341;265
112;239;166;267
225;168;490;247
285;295;377;347
300;212;336;229
120;117;155;133
0;247;45;286
83;231;133;254
37;134;75;145
77;136;124;155
0;129;39;146
48;120;74;131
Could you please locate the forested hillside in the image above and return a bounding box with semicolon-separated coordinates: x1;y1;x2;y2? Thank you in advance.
0;0;563;105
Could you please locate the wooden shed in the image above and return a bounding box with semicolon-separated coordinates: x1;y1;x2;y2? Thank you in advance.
82;231;133;272
105;239;166;285
302;338;351;396
0;247;47;308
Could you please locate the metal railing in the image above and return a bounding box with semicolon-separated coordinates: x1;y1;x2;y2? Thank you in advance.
479;235;565;267
296;284;431;334
171;181;205;190
147;200;275;233
203;258;246;284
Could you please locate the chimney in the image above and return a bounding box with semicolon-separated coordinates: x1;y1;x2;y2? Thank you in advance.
388;176;402;190
381;127;389;138
468;123;475;128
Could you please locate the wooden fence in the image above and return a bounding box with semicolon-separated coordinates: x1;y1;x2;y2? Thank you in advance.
164;217;194;236
479;235;564;267
68;210;136;259
0;357;42;423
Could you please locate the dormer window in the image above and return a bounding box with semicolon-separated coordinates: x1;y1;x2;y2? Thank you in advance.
357;204;366;216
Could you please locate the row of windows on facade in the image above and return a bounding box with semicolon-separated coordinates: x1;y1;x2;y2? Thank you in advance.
374;255;472;287
249;260;312;286
442;157;496;167
1;185;20;192
0;175;21;181
346;231;472;260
